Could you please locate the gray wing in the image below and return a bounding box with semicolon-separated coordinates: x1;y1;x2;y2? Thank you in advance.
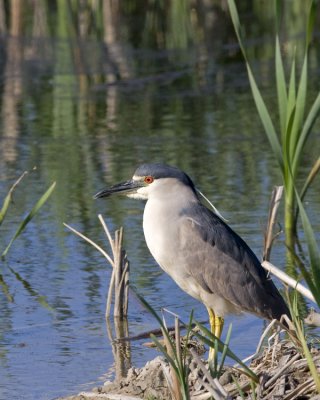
178;203;289;320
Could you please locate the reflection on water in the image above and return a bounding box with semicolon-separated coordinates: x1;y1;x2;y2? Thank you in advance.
0;1;319;399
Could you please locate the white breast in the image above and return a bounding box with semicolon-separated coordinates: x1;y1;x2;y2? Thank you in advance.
143;198;174;270
142;193;240;317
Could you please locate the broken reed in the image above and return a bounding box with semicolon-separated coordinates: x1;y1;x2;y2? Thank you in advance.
64;215;129;319
105;225;130;319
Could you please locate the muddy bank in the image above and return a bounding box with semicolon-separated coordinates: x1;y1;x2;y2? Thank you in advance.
58;338;320;400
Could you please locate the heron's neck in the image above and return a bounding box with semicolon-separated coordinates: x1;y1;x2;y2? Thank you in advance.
146;183;198;212
143;183;197;265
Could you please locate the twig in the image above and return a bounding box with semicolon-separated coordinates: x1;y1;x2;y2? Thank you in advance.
64;218;129;318
264;352;301;389
162;328;182;400
240;319;278;365
114;320;208;342
263;186;283;261
106;270;115;318
63;223;114;267
98;214;115;255
262;260;316;304
189;348;231;400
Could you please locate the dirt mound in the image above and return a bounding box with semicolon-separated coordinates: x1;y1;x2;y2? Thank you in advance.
59;339;320;400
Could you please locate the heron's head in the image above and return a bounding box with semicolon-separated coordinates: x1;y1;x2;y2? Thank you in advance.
94;163;198;201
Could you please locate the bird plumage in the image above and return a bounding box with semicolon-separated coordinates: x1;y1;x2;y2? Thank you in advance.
95;162;290;325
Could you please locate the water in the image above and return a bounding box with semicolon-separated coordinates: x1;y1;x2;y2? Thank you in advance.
0;2;320;399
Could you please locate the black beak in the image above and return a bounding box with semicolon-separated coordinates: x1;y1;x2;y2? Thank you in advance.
93;179;143;199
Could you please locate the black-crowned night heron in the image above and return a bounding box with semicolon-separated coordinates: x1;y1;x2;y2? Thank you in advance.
95;163;289;356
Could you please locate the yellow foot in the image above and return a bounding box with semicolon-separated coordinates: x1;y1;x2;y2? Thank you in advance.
207;308;224;361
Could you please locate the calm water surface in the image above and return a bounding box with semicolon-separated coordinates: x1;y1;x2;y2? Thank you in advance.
0;4;320;399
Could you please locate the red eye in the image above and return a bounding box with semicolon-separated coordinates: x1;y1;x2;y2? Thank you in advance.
144;176;154;184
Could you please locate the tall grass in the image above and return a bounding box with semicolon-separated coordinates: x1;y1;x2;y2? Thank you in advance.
228;3;320;391
228;0;320;298
0;171;56;307
228;0;320;258
135;289;258;399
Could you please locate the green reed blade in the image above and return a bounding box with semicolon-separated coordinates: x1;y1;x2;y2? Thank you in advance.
295;192;320;306
150;333;179;374
293;91;320;173
0;172;28;226
290;54;308;162
194;320;258;382
228;0;283;172
227;0;246;57
285;57;296;142
247;64;283;172
306;0;317;47
0;194;11;227
275;35;288;135
299;157;320;203
217;323;233;378
2;182;56;259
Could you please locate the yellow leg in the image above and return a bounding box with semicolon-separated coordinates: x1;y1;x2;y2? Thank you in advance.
207;308;224;361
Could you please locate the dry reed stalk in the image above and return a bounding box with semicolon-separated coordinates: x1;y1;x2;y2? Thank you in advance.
97;215;129;319
263;185;283;262
64;215;129;319
262;260;316;304
261;186;317;305
162;320;183;400
112;227;130;318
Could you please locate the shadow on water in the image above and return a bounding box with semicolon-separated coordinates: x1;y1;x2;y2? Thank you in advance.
0;1;319;399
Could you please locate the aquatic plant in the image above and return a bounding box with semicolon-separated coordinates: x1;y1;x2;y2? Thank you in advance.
135;289;258;400
228;0;320;259
228;0;320;393
0;170;56;305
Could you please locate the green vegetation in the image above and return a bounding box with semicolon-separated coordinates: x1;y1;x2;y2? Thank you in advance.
227;0;320;394
112;1;320;396
0;170;55;305
228;0;320;301
288;290;320;392
135;289;258;399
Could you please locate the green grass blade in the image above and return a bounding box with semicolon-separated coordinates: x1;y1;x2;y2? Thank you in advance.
227;0;247;57
284;104;296;172
194;320;258;382
228;0;283;171
133;288;179;352
293;157;320;228
295;192;320;306
294;305;320;392
275;35;288;134
2;182;56;259
150;333;179;375
306;0;317;47
289;249;318;302
300;157;320;202
274;0;282;32
0;193;12;227
217;323;232;377
232;375;246;399
134;288;167;331
293;91;320;173
284;57;296;146
0;172;28;226
247;64;283;172
290;54;307;162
